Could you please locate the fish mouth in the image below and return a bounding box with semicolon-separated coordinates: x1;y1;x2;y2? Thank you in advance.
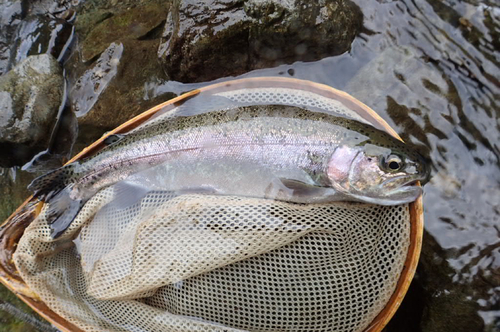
348;185;422;205
401;179;420;187
382;171;426;186
366;176;423;205
347;180;422;206
384;181;422;203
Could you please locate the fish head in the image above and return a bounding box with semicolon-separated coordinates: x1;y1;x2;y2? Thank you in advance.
327;143;429;205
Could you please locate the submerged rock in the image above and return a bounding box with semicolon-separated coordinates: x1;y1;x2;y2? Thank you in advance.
67;1;173;146
79;3;166;62
0;0;74;75
418;233;485;332
0;0;23;75
345;44;498;332
0;54;64;167
11;14;74;65
67;38;172;145
159;0;363;82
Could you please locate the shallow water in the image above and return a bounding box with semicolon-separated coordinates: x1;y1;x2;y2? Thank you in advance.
0;0;499;331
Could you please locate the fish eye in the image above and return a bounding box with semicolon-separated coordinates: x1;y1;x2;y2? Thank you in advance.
385;155;404;171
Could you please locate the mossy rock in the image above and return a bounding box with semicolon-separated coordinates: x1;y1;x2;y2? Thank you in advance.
80;3;168;61
159;0;363;82
0;55;64;167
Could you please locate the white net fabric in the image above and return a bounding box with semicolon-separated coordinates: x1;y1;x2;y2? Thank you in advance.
14;187;410;332
142;87;371;130
216;88;371;124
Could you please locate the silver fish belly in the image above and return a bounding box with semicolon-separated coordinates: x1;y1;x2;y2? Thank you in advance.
28;105;428;237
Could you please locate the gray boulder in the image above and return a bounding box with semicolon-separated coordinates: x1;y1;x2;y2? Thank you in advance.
159;0;363;82
0;54;64;167
0;0;23;75
0;0;74;76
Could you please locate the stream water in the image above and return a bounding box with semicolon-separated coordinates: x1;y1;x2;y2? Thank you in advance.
0;0;498;331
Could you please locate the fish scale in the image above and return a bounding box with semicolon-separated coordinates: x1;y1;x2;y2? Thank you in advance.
28;104;428;238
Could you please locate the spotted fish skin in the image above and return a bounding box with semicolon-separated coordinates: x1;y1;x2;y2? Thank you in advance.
28;163;81;201
28;104;429;238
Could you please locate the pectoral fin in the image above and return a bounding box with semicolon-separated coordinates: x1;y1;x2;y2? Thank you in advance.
279;179;329;197
278;179;341;203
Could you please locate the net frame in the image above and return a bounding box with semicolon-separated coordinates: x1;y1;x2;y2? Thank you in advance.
0;77;423;332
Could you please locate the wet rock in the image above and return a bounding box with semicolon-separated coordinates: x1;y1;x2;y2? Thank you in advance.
79;3;166;62
70;42;124;119
159;0;363;83
66;0;362;146
67;38;173;148
387;232;486;332
26;0;74;16
0;54;64;167
417;233;485;332
74;9;113;38
11;14;74;64
77;0;151;14
0;0;74;75
0;0;24;75
345;44;497;331
74;0;169;37
65;2;173;148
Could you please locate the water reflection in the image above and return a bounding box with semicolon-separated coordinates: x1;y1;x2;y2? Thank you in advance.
339;0;499;328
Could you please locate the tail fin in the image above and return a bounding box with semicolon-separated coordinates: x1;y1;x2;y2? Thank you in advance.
45;188;85;238
28;163;80;201
28;163;83;238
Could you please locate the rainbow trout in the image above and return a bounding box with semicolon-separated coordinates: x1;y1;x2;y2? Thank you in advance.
29;105;429;237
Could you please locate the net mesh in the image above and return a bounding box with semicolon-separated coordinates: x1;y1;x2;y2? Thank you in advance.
12;86;412;332
14;187;410;332
216;88;370;124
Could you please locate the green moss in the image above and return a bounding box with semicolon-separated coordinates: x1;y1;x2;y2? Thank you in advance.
80;3;169;61
75;10;114;36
